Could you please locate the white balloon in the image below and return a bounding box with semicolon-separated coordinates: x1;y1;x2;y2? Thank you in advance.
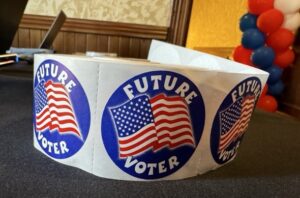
274;0;300;14
282;12;300;32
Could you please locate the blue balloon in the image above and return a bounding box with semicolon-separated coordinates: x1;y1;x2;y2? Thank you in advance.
242;28;265;49
240;13;257;32
268;80;285;96
251;46;275;69
266;65;283;85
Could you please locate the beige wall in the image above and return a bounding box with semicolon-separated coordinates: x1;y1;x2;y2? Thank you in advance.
24;0;173;27
186;0;247;48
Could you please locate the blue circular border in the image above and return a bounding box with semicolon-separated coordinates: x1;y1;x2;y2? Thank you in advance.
33;59;91;159
210;77;262;164
101;70;205;179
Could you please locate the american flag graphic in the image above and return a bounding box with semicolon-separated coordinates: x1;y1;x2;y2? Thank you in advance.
218;96;255;152
34;80;82;139
110;94;195;158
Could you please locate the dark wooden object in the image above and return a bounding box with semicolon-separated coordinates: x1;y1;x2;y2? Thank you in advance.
12;0;193;58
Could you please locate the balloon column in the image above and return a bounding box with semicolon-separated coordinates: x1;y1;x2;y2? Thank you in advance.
233;0;300;112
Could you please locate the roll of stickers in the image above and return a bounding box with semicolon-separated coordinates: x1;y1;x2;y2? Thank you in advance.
33;40;268;181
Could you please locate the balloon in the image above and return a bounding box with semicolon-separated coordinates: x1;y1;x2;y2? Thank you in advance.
251;46;275;69
240;13;257;32
274;0;300;14
257;9;284;34
268;80;285;95
282;12;300;32
242;29;266;49
248;0;274;15
274;49;295;69
266;28;295;52
257;95;278;112
266;65;283;84
233;45;253;66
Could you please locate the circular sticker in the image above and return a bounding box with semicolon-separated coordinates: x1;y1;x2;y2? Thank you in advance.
33;59;90;159
102;71;205;179
210;77;262;164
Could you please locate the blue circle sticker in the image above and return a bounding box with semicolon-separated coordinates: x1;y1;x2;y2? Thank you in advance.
102;71;205;179
210;77;262;164
33;59;90;159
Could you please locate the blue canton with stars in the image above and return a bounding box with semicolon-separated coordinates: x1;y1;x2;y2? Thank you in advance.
220;98;242;135
110;95;154;137
34;80;48;114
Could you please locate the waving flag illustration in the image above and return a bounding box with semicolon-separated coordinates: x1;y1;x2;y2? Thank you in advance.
218;96;255;152
34;80;82;139
110;94;195;158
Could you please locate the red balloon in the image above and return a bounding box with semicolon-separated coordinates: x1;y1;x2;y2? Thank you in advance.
248;0;274;15
266;28;295;52
274;48;295;69
232;45;253;66
257;95;278;112
257;9;284;34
